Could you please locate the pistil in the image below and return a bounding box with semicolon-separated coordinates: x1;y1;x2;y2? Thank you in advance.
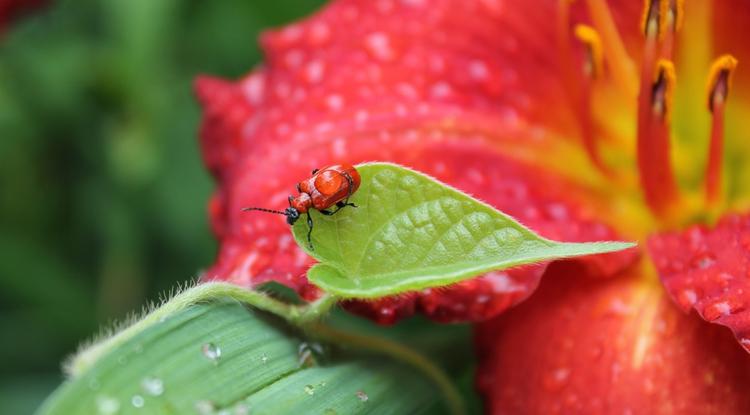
704;55;738;206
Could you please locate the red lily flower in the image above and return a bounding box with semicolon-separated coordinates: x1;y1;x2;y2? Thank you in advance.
196;0;750;412
196;0;639;322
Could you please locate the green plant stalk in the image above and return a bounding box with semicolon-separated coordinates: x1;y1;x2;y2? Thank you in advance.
66;282;464;415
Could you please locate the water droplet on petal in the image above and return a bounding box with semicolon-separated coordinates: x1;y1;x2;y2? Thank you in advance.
131;395;145;408
141;376;164;396
96;395;120;414
194;400;215;415
202;343;222;362
543;367;570;391
355;390;369;402
304;384;315;395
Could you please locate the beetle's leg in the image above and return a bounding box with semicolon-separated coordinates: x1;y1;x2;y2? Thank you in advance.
306;212;314;250
323;202;356;216
336;171;357;208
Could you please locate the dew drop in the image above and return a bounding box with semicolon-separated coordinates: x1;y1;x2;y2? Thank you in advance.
304;384;315;395
141;376;164;396
131;395;145;408
232;403;250;415
194;400;215;415
202;343;222;362
88;377;101;391
298;342;322;368
543;367;570;391
355;390;369;402
96;395;120;414
260;353;269;364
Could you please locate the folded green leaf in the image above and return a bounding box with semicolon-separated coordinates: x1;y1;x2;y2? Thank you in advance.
38;301;442;415
293;163;635;298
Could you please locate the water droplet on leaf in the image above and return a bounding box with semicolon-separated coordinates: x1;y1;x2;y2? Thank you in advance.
355;390;368;402
298;342;323;367
304;384;315;395
195;400;215;415
141;376;164;396
131;395;145;408
202;343;222;362
96;395;120;414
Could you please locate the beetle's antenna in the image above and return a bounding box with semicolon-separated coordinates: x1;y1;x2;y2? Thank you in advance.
242;207;289;216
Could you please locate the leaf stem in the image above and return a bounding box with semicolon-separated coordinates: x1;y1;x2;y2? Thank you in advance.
308;323;467;415
292;293;338;325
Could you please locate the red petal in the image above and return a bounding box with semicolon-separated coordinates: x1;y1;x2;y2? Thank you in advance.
196;0;640;322
476;262;750;414
649;213;750;354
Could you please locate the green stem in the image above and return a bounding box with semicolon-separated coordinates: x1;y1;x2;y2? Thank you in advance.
292;293;338;325
309;323;467;415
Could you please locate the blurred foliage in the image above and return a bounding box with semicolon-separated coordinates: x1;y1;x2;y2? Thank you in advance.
0;0;324;412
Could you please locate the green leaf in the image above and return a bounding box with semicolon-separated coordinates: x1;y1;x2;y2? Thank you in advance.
37;301;442;415
293;162;635;298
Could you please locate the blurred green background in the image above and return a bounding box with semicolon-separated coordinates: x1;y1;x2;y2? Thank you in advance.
0;0;325;412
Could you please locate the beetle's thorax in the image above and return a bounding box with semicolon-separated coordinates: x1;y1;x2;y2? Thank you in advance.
290;193;312;213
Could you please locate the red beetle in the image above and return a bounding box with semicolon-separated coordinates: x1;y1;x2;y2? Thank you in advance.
243;164;361;248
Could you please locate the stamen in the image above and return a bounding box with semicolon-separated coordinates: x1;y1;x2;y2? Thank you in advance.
574;25;604;79
704;55;738;206
637;60;680;216
659;0;684;60
641;0;662;38
572;24;611;175
584;0;639;97
641;0;666;38
557;0;578;107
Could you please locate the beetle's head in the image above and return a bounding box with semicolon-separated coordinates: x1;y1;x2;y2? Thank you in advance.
284;207;300;225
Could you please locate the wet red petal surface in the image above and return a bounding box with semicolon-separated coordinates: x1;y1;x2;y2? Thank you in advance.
649;213;750;353
476;262;750;414
196;0;639;322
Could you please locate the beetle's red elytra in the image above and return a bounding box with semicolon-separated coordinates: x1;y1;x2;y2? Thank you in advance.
242;164;361;249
